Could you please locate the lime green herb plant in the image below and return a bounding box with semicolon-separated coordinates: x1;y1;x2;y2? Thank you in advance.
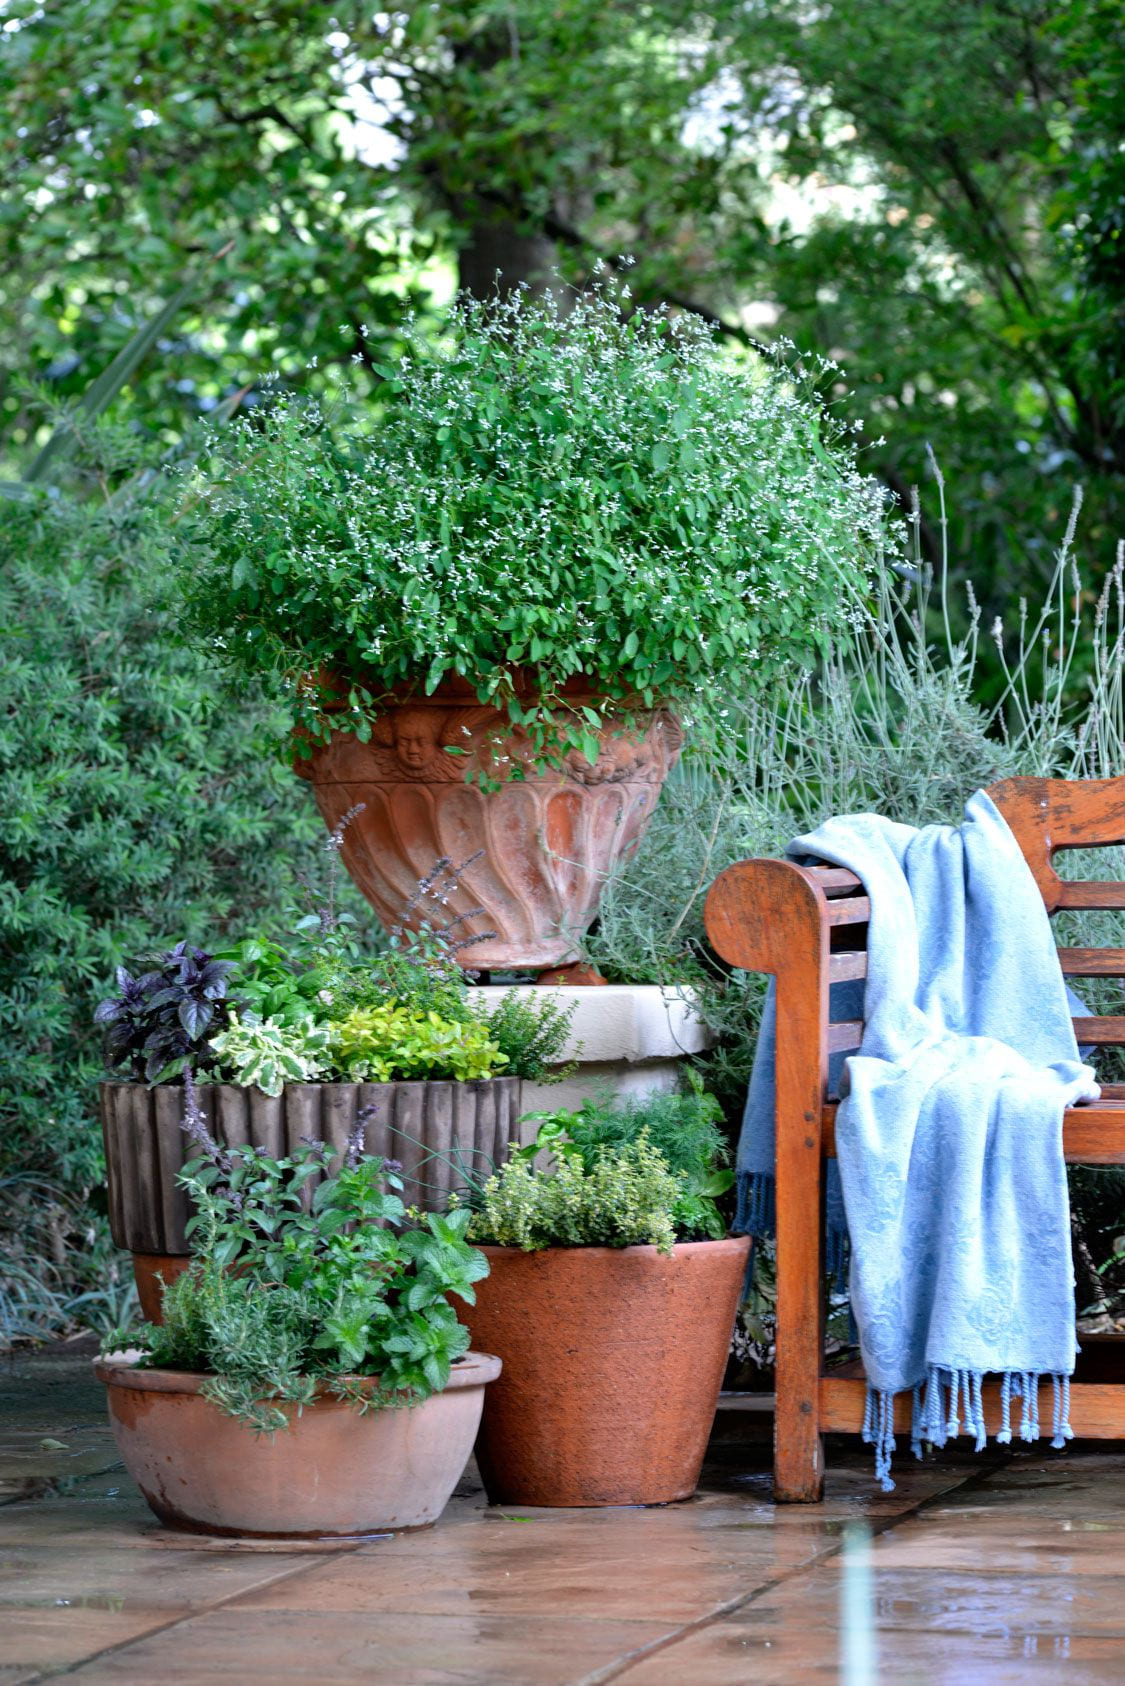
326;1005;506;1083
179;284;897;768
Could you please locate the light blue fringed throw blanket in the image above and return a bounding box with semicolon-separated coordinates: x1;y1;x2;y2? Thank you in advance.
737;789;1100;1489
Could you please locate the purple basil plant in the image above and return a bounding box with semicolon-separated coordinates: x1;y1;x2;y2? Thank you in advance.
95;940;234;1083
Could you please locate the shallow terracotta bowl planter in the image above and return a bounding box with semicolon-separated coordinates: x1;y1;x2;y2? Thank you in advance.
95;1351;501;1537
461;1236;751;1507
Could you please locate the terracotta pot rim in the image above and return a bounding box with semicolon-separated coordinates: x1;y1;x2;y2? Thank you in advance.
475;1237;751;1260
94;1350;502;1397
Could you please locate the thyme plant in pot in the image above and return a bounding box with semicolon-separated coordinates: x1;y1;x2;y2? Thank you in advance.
459;1081;750;1507
178;285;894;968
96;1104;500;1537
96;855;573;1320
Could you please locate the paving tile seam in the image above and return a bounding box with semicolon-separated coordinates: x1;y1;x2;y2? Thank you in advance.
570;1456;1013;1686
21;1543;369;1683
9;1454;1014;1685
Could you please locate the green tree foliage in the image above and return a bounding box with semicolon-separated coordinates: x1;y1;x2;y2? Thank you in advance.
0;417;328;1339
0;0;702;450
695;0;1125;596
0;0;420;448
5;1;1117;598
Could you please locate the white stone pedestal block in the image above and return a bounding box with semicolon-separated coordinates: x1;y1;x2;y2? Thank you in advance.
475;983;712;1116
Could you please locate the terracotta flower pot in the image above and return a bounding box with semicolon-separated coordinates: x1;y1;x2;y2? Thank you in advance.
100;1077;524;1322
95;1351;501;1537
461;1236;751;1507
294;677;683;970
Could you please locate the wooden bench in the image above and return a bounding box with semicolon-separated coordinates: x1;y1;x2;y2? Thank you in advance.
704;775;1125;1501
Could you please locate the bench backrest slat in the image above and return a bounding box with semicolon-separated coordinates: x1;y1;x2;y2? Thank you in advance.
817;776;1125;1071
1060;948;1125;976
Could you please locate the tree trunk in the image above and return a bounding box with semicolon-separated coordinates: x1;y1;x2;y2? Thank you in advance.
456;212;559;300
447;22;561;300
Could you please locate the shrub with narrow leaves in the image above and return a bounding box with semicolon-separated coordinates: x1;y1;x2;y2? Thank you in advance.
0;418;330;1342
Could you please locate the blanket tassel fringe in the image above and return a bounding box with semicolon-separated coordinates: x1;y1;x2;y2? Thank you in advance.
863;1368;1074;1493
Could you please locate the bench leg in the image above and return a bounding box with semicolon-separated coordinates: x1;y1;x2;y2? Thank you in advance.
773;1014;826;1501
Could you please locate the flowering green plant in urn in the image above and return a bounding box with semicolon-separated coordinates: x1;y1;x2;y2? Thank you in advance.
175;281;900;968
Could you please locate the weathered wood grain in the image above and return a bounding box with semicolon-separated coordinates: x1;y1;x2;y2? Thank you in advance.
825;897;870;927
153;1085;191;1250
989;775;1125;911
1059;947;1125;976
101;1078;523;1254
821;1375;1125;1438
806;866;863;896
1073;1016;1125;1045
706;858;829;1501
828;952;868;982
1058;882;1125;909
827;1020;864;1054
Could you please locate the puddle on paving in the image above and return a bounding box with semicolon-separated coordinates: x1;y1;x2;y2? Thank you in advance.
2;1475;123;1508
720;1516;852;1536
21;1595;128;1612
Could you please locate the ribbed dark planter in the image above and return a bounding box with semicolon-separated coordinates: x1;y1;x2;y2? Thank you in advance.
100;1077;523;1321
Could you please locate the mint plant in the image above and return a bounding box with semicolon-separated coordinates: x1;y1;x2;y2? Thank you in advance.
105;1099;489;1432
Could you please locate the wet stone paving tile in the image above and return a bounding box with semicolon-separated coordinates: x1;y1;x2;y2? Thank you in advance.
3;1347;1125;1683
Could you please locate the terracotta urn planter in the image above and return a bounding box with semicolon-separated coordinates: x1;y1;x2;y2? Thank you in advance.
95;1351;501;1537
100;1077;523;1322
294;677;683;970
461;1236;751;1507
